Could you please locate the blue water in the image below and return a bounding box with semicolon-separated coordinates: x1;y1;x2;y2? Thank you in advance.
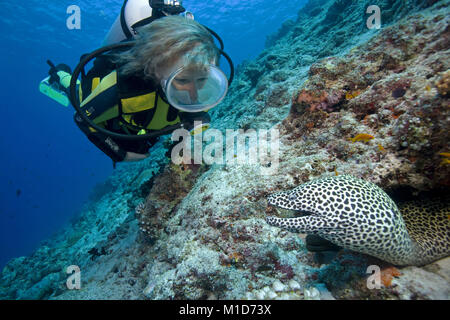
0;0;306;269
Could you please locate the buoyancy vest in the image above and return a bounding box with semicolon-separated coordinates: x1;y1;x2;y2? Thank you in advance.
79;66;181;134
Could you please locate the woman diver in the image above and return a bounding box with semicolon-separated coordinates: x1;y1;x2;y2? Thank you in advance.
41;0;233;167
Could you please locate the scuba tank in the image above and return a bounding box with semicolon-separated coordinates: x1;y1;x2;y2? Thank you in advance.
103;0;188;46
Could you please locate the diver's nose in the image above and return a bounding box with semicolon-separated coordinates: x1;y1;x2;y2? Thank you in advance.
187;83;198;102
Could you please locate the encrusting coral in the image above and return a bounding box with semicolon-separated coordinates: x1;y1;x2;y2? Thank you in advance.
435;69;450;96
135;162;206;240
282;2;450;190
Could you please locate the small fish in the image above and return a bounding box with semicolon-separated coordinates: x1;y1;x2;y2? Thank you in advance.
378;144;385;152
439;152;450;158
345;90;361;100
334;169;339;176
425;85;431;92
349;133;374;143
16;189;21;197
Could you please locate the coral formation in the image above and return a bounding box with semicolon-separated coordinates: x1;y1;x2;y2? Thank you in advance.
135;162;207;240
435;69;450;96
282;1;450;190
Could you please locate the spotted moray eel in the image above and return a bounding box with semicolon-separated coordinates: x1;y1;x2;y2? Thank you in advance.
266;175;450;266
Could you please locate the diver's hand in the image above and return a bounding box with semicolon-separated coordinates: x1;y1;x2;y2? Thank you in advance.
47;61;72;85
124;152;150;162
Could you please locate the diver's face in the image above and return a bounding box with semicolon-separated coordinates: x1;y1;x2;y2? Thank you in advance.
171;68;209;103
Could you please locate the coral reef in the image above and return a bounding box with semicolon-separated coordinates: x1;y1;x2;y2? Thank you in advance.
1;0;449;300
135;162;207;240
282;2;450;190
435;69;450;96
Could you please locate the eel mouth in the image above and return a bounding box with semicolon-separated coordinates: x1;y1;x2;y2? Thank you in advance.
266;203;315;219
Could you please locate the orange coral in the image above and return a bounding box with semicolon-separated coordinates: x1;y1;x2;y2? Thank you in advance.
296;90;328;110
381;267;402;287
306;122;315;129
229;252;244;264
294;89;342;112
388;106;404;119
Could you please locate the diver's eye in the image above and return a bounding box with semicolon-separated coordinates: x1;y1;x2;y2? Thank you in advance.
174;78;190;85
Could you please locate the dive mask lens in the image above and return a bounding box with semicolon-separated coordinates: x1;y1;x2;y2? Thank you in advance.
163;64;228;112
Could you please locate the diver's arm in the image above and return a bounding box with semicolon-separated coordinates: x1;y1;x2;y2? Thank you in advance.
78;122;148;163
75;71;135;163
74;114;128;162
74;113;150;163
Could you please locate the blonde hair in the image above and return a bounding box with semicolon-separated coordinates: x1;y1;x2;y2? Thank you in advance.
115;16;219;81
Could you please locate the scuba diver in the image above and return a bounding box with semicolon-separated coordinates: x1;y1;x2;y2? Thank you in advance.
40;0;233;167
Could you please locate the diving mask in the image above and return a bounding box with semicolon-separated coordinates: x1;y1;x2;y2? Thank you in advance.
161;64;228;112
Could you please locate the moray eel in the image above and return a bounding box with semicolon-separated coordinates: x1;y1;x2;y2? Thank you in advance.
266;175;450;266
